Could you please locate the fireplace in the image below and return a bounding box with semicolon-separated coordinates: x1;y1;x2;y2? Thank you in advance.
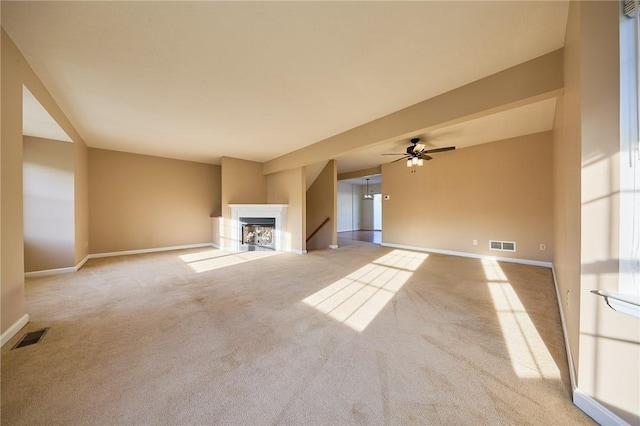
240;217;276;251
229;204;288;252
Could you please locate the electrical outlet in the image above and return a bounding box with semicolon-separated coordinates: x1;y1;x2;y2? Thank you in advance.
473;240;478;246
540;243;546;251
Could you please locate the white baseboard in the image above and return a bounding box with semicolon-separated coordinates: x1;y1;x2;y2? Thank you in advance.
25;266;77;278
290;249;308;255
25;245;216;277
1;314;29;347
551;266;577;391
573;389;630;426
329;245;338;249
380;242;553;268
25;254;91;277
88;243;215;259
76;255;89;270
551;266;630;425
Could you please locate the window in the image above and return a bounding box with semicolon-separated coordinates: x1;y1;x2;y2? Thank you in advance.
611;0;640;316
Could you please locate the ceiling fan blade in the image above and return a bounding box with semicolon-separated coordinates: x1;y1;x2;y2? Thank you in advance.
424;146;455;154
390;156;410;163
420;154;433;161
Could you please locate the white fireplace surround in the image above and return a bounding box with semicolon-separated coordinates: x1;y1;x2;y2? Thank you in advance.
229;204;288;251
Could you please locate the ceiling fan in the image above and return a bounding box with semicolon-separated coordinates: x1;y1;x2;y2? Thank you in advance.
383;138;455;167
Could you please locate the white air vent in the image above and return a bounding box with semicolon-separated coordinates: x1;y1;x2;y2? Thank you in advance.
489;240;516;252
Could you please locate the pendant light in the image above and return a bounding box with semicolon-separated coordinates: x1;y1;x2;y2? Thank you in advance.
362;178;374;200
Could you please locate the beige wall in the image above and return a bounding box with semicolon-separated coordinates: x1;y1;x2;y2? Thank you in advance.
306;160;337;250
1;30;88;337
554;2;639;424
89;148;219;254
220;156;267;249
266;167;306;253
552;0;583;379
577;2;637;423
23;136;75;272
383;132;553;262
1;30;27;336
338;166;381;181
220;157;266;214
74;132;89;265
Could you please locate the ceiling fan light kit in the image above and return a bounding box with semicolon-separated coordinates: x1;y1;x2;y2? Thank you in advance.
384;137;455;172
406;157;424;167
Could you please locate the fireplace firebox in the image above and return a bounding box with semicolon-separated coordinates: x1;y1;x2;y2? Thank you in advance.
240;217;276;251
229;204;287;252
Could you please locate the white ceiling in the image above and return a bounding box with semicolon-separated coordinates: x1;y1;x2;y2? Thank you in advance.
2;1;568;171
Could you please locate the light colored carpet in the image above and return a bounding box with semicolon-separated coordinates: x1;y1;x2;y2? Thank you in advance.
1;238;594;425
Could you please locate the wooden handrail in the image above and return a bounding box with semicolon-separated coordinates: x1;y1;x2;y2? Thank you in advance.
306;217;331;243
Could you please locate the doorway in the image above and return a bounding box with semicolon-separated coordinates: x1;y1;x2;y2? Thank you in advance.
336;174;382;245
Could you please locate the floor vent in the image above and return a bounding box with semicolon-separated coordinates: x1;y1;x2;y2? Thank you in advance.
489;240;516;252
12;328;49;350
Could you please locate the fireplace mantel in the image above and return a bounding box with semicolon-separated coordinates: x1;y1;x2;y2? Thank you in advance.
229;204;288;251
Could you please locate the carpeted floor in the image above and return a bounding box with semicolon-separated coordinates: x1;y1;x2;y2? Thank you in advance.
1;239;594;425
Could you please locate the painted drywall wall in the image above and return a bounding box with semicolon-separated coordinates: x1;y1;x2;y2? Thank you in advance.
89;148;219;254
1;30;88;337
266;167;306;253
306;160;337;250
558;2;639;423
74;132;89;265
220;156;267;250
23;136;75;272
221;156;266;214
382;132;553;263
338;166;381;181
552;0;582;383
305;160;328;191
1;30;26;336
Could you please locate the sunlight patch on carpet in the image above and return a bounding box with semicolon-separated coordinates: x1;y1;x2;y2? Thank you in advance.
180;249;281;273
303;250;428;331
483;259;560;379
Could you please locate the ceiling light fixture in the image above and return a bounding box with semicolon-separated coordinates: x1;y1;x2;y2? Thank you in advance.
387;137;455;174
362;178;374;200
406;154;424;172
